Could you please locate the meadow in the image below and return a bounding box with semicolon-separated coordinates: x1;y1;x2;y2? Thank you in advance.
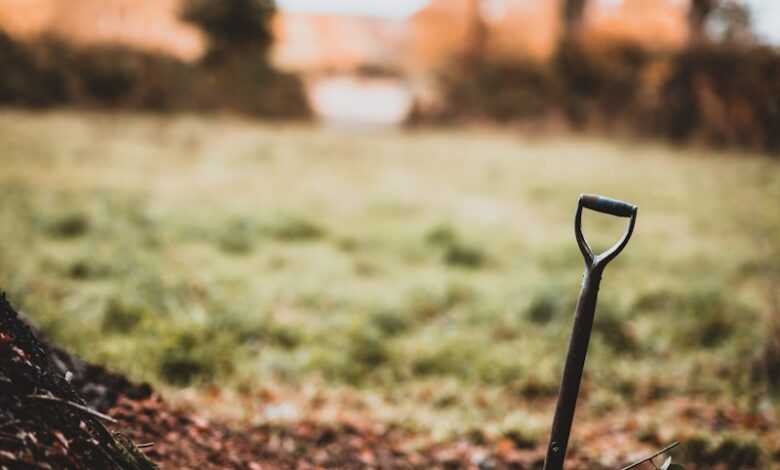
0;111;778;465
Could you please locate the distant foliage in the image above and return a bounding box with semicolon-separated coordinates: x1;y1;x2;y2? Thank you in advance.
182;0;274;57
434;39;780;155
0;32;190;110
653;45;780;153
0;0;310;119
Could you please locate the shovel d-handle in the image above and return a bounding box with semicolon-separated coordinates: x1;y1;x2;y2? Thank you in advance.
580;194;635;218
543;195;637;470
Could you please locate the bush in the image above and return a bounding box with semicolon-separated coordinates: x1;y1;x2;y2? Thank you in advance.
554;39;649;128
0;22;310;118
0;32;68;107
653;45;780;153
434;58;555;124
181;0;274;61
433;38;780;155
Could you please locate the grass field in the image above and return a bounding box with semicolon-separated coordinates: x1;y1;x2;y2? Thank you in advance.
0;111;778;463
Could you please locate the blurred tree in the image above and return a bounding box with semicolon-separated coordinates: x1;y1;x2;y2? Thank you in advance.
688;0;756;45
712;1;753;44
465;0;488;61
179;0;309;118
688;0;718;44
561;0;588;41
181;0;275;62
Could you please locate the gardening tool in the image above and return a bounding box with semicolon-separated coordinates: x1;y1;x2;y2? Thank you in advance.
543;194;638;470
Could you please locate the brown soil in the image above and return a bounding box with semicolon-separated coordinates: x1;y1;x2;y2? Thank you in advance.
0;293;154;469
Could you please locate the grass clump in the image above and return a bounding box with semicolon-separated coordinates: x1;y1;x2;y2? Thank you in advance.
444;242;486;269
310;324;390;384
681;433;764;468
593;304;637;354
265;214;325;241
411;343;472;378
524;284;575;325
678;288;738;348
266;323;303;350
369;309;409;337
404;332;526;385
157;326;248;387
652;286;749;350
66;253;117;280
347;327;388;370
526;295;558;325
425;223;487;269
43;210;90;238
425;224;458;247
217;217;256;254
159;332;214;386
633;283;754;351
102;298;148;334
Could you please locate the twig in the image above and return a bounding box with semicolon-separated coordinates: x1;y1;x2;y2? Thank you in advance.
26;396;128;468
136;442;155;449
0;420;21;430
620;442;680;470
26;394;118;424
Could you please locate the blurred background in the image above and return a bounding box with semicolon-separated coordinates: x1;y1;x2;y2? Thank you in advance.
0;0;779;467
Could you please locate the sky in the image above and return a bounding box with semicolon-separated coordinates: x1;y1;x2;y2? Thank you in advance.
276;0;780;45
744;0;780;45
275;0;432;19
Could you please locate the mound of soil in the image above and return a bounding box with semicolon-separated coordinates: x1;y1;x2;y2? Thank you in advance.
0;293;155;469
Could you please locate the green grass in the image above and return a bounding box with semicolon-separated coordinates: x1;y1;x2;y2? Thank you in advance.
0;110;779;444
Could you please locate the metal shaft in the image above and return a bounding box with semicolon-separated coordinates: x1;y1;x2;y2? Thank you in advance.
543;267;602;470
542;194;637;470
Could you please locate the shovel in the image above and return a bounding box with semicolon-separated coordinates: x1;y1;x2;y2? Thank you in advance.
543;194;638;470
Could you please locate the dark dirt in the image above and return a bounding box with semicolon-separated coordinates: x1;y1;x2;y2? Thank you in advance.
0;293;154;469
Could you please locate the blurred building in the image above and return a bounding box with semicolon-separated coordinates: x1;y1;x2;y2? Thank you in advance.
0;0;203;60
271;0;690;75
0;0;758;125
271;0;690;124
0;0;725;71
0;1;773;69
586;0;689;50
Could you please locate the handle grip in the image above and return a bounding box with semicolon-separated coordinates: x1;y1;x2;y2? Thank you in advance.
574;194;638;270
580;194;636;218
